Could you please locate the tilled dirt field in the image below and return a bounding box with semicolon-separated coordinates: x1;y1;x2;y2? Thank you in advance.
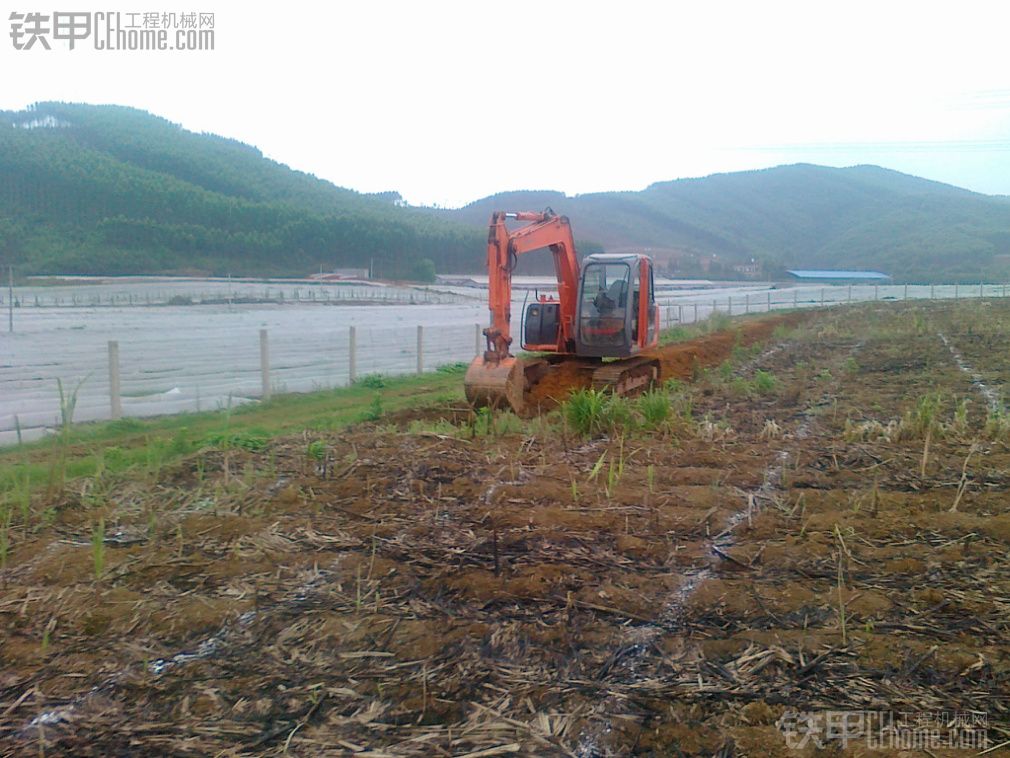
1;303;1008;756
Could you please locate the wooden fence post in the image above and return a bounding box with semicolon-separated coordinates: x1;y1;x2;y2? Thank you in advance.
108;341;122;420
260;329;271;400
348;326;357;383
416;325;424;374
474;323;482;356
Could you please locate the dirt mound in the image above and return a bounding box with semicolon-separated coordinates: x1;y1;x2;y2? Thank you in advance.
528;312;805;406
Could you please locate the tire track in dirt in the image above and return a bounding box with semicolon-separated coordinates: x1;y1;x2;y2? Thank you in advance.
938;332;1003;412
572;337;864;757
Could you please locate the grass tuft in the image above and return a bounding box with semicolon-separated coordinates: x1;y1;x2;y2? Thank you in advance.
562;388;608;436
637;389;671;428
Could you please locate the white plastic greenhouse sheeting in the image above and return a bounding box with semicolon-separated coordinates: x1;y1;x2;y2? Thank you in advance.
1;282;1005;445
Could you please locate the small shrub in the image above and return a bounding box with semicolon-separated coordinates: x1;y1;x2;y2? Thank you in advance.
663;378;685;393
306;440;327;461
494;412;524;435
356;374;386;389
601;395;635;433
707;312;732;333
670;389;694;424
436;362;468;374
562;389;638;436
637;389;671;428
360;394;383;422
463;408;523;437
104;446;127;467
661;326;691;344
91;518;106;580
471;406;494;436
951;398;970;436
753;370;778;395
203;431;269;452
169;428;192;455
8;467;31;527
729;376;752;397
984;407;1010;440
407;418;459;436
563;388;608;436
523;414;558;439
0;504;11;570
898;393;943;440
106;418;145;433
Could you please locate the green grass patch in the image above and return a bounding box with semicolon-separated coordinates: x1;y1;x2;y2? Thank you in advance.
1;369;464;491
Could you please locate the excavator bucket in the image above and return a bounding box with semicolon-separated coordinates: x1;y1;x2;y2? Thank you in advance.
464;356;532;414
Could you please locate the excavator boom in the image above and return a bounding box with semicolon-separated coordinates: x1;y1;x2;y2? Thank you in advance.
464;210;579;412
480;209;580;361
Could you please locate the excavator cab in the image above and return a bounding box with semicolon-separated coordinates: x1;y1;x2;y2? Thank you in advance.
575;253;658;357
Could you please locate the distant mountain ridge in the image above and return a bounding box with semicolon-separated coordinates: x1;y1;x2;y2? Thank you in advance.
0;102;480;278
3;102;1010;281
433;164;1010;280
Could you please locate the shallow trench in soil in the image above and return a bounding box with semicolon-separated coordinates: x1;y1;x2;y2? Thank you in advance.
1;303;1008;757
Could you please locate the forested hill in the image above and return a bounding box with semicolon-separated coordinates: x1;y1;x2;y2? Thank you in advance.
435;165;1010;281
0;102;482;278
6;103;1010;281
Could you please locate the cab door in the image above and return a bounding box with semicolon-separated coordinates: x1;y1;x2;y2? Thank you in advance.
635;257;660;349
646;259;659;347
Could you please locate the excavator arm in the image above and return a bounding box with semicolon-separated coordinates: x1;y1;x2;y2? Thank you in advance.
482;209;580;362
465;209;580;412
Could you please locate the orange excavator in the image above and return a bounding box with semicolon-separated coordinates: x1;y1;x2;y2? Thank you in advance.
464;209;661;414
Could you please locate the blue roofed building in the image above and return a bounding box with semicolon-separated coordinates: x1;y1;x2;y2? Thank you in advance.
786;270;891;282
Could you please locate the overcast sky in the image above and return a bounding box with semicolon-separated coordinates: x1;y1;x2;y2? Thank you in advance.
4;0;1010;207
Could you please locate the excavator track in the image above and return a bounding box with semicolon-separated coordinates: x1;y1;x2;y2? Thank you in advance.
591;356;660;397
